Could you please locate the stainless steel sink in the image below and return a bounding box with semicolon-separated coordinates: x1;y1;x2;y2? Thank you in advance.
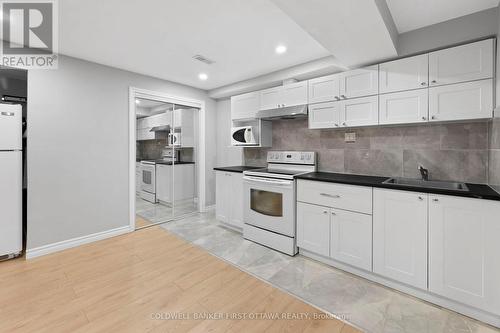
382;177;469;192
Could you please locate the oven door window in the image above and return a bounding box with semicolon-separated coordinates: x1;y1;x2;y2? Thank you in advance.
142;170;152;184
250;189;283;217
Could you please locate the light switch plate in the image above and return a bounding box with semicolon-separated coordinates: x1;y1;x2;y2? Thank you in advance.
345;132;356;143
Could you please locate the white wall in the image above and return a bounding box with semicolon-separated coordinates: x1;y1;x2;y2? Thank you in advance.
215;99;242;166
27;55;216;250
397;7;498;56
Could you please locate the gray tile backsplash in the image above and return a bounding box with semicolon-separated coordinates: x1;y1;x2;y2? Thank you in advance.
244;119;492;184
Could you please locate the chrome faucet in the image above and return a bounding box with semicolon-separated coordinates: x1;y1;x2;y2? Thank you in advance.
418;165;429;181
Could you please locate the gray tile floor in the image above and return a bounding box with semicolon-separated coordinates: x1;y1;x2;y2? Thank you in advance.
135;196;197;226
159;211;500;333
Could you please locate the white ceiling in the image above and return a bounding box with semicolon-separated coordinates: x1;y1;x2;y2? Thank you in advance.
270;0;398;67
387;0;499;33
59;0;330;90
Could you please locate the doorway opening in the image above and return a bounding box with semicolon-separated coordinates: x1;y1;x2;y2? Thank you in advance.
129;88;206;230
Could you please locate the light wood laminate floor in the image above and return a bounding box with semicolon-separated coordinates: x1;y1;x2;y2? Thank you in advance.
0;225;360;333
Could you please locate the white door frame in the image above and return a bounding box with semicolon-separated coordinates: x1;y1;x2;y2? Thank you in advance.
129;87;206;230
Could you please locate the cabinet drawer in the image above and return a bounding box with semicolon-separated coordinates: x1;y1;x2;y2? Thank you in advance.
297;180;372;214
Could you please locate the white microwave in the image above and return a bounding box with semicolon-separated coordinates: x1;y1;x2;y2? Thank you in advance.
231;126;258;146
168;132;181;147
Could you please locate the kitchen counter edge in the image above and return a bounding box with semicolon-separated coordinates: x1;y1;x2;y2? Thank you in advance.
214;166;262;173
295;172;500;202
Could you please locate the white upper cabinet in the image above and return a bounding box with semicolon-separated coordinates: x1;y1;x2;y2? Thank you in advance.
379;54;429;93
308;101;341;129
429;79;493;122
339;95;378;127
429;195;500;316
297;202;330;257
379;89;429;125
231;92;260;120
429;39;493;86
259;86;283;111
339;65;379;99
330;209;372;271
308;74;341;104
259;81;308;111
373;189;428;290
282;81;308;107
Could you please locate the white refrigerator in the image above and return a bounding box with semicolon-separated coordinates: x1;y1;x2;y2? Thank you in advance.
0;104;22;259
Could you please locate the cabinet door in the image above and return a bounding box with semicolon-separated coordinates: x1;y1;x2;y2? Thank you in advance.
379;54;428;93
429;39;493;86
156;165;172;203
339;65;378;99
330;209;372;271
215;171;230;223
297;202;330;257
340;95;378;127
379;89;429;125
229;173;244;229
259;86;283;111
308;101;341;129
429;79;493;122
373;189;428;289
429;195;500;315
231;92;260;120
282;81;308;107
308;74;340;104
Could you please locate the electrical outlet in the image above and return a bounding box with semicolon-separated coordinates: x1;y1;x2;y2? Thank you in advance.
345;132;356;143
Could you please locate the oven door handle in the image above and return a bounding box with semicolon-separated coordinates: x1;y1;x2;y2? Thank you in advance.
243;176;293;186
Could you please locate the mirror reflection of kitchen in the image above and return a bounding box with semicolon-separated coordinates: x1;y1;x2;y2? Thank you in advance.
135;98;199;229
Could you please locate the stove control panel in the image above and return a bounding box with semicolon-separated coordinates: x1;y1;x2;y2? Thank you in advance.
267;151;316;164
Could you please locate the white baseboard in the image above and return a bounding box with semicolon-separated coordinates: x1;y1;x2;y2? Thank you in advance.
26;225;132;259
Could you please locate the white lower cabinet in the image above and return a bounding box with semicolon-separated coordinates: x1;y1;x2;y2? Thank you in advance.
373;189;428;289
330;209;372;271
297;202;330;256
429;195;500;316
215;171;244;230
156;164;195;204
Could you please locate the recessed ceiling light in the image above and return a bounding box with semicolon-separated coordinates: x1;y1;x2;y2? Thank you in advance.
198;73;208;81
275;45;287;54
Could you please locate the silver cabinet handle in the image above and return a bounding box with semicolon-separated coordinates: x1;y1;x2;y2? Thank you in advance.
342;122;347;126
334;123;339;127
331;211;336;215
418;196;424;201
421;82;427;86
1;112;15;116
320;193;340;198
340;95;346;99
323;210;328;214
282;104;285;107
431;80;437;84
334;96;340;100
431;115;436;120
432;198;439;202
422;116;427;120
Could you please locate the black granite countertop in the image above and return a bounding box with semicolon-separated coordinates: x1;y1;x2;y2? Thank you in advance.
295;172;500;201
214;166;262;173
